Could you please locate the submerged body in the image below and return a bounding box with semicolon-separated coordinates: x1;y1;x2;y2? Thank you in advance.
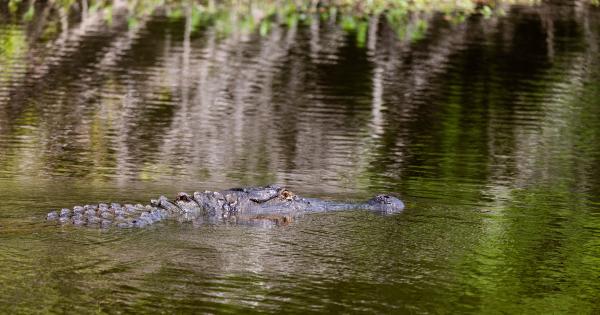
46;185;405;228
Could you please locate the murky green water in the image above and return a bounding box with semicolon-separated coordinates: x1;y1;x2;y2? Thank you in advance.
1;1;599;313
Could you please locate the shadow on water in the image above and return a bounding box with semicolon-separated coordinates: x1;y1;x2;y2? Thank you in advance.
0;0;599;313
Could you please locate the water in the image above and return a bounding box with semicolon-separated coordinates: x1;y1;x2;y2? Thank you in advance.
1;1;599;313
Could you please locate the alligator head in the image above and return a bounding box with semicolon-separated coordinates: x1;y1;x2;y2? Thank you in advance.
366;195;405;214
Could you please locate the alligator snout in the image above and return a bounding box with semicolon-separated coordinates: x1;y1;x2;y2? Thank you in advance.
366;195;405;213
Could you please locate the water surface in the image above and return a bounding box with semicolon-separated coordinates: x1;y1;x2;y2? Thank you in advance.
0;1;599;313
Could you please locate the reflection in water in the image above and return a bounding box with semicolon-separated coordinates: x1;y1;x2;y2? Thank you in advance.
0;1;599;313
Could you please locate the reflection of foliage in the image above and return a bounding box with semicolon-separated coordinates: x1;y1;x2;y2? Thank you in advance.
174;0;542;41
4;0;546;43
0;25;27;83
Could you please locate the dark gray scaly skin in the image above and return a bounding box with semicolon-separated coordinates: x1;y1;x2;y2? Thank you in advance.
46;185;405;228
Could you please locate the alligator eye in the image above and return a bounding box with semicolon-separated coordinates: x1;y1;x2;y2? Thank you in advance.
281;190;295;200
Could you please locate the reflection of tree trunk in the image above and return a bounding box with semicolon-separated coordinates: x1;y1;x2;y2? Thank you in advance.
2;0;597;188
154;1;194;173
377;13;469;117
368;14;382;137
2;0;152;138
26;0;52;43
582;3;598;57
0;2;8;18
17;0;131;86
466;4;600;303
114;85;135;185
485;2;598;191
362;15;470;181
148;15;302;182
1;2;155;180
370;66;384;137
26;11;110;81
540;6;554;61
59;7;68;37
367;14;379;52
81;0;88;21
309;13;320;59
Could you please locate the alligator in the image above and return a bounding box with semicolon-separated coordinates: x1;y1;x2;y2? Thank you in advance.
45;184;405;228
